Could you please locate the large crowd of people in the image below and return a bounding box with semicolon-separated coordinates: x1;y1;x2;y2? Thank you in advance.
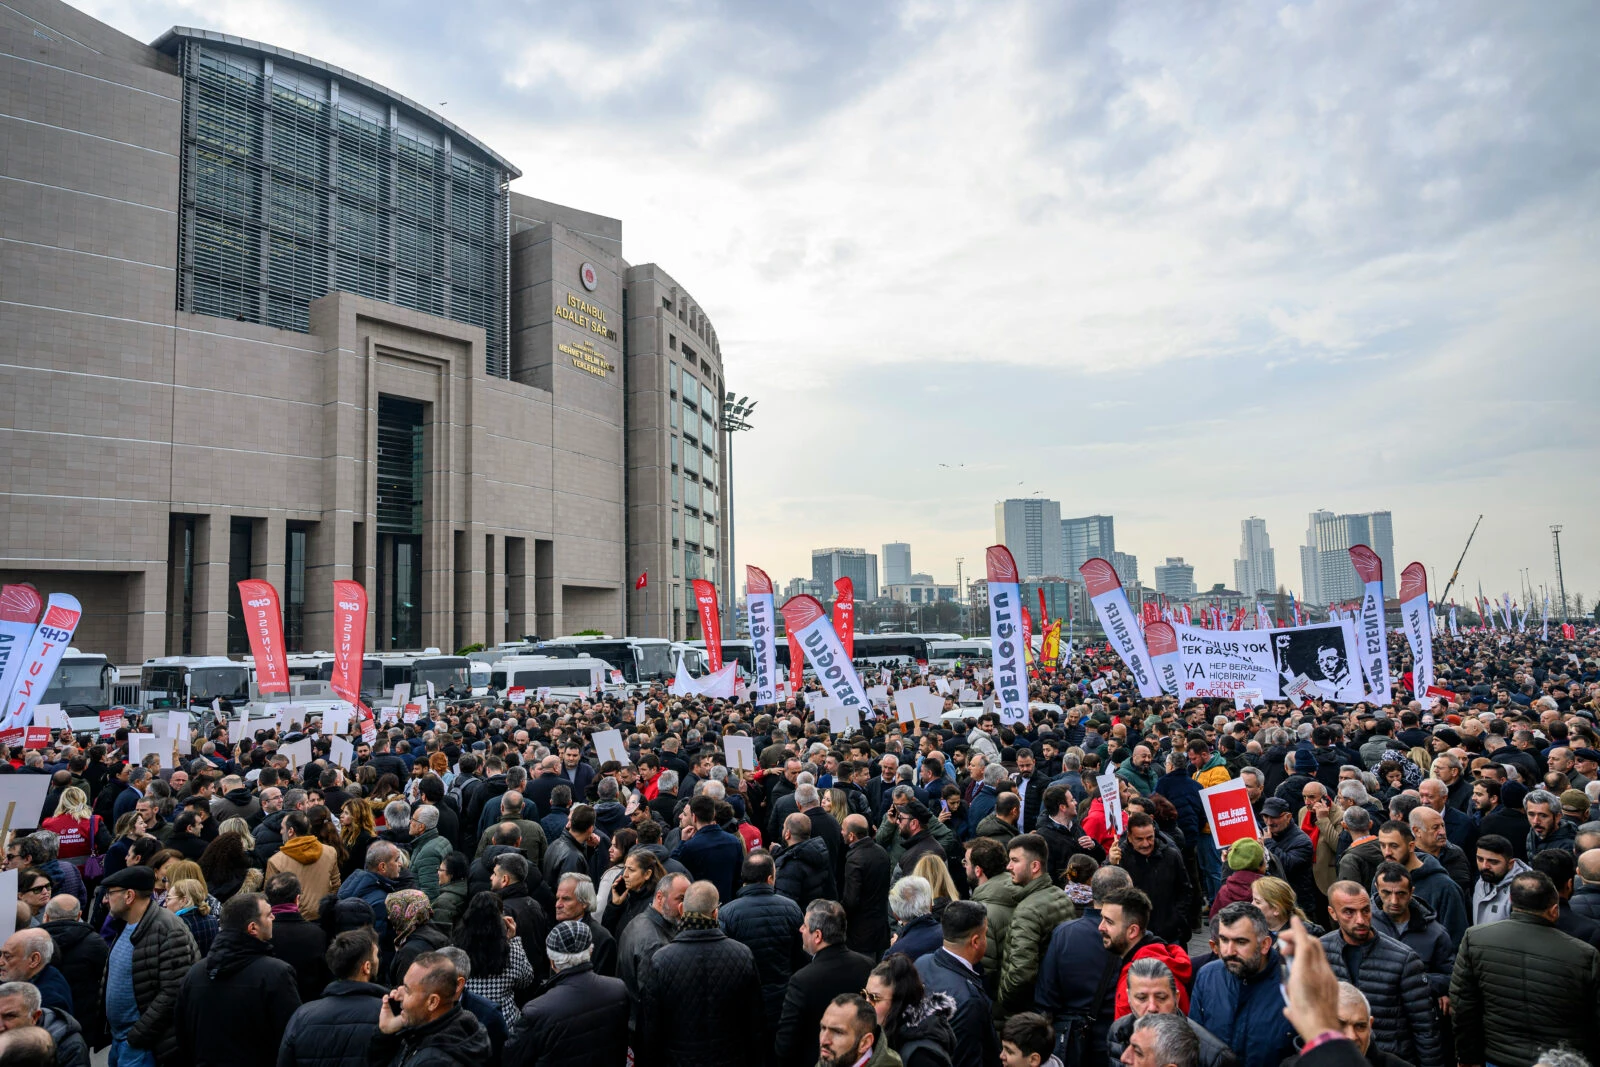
0;628;1596;1067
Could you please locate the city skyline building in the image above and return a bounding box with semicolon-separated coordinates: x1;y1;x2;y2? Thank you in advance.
1233;517;1278;597
1154;557;1198;600
995;498;1063;579
1300;510;1395;605
1112;551;1140;587
883;542;912;587
812;547;879;601
1061;514;1116;577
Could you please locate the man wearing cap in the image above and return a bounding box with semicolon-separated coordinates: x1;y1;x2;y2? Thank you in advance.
1560;788;1593;828
1570;748;1600;792
1260;798;1318;911
507;920;628;1067
99;865;198;1067
892;800;945;881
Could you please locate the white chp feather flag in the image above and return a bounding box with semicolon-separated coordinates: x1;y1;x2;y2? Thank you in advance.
1145;621;1183;698
0;585;44;717
1399;564;1435;709
1348;546;1392;706
745;566;779;707
780;595;870;723
2;593;82;729
1079;558;1163;699
985;546;1029;725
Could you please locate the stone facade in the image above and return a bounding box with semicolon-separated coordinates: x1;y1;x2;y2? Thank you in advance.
0;0;729;662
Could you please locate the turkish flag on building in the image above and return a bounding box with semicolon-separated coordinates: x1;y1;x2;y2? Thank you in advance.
635;572;648;590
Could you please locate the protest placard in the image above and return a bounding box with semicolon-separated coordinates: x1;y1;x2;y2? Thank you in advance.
892;686;943;726
0;870;17;949
99;709;122;739
1097;771;1125;837
23;727;49;750
0;777;51;839
329;737;355;770
591;729;628;767
33;705;68;730
724;735;755;772
279;738;312;772
1200;778;1261;848
127;732;171;769
507;687;527;705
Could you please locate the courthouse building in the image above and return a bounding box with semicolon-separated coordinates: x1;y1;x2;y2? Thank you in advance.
1;0;733;661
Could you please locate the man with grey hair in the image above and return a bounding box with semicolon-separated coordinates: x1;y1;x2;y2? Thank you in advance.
379;800;413;850
253;787;306;864
887;875;942;960
774;900;873;1067
507;921;627;1066
795;782;845;879
1337;806;1384;888
407;805;451;901
1123;1011;1200;1067
0;930;71;1017
1108;958;1236;1067
554;871;615;976
1407;805;1473;900
337;840;404;940
0;980;88;1067
1525;788;1579;856
1419;777;1478;861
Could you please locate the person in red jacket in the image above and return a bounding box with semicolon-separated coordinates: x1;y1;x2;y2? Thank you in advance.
1096;886;1194;1019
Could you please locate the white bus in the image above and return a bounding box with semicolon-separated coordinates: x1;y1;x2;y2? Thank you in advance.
537;636;673;684
490;655;610;700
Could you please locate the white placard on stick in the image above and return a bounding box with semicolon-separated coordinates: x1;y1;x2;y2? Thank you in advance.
1097;771;1125;837
33;705;68;730
279;738;313;772
392;684;411;707
934;677;952;695
893;686;943;725
165;712;189;740
0;777;52;838
865;686;890;710
591;728;628;767
724;735;755;773
328;737;355;770
323;707;353;736
128;732;172;770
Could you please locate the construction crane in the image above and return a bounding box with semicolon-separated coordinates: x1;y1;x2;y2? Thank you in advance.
1438;514;1482;608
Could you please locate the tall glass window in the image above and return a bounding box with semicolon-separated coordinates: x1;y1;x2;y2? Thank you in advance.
174;38;510;375
285;523;308;651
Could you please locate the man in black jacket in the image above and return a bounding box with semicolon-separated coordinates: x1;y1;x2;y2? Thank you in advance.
774;814;836;910
840;815;892;958
1035;784;1103;884
371;950;491;1067
263;873;330;1005
914;901;999;1067
490;853;551;980
278;929;385;1067
773;900;874;1067
40;896;106;1048
1318;882;1441;1067
507;921;628;1067
637;881;762;1067
1111;814;1193;947
718;850;804;1043
176;893;302;1067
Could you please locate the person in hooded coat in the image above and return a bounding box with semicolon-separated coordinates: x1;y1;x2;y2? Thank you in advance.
176;893;302;1067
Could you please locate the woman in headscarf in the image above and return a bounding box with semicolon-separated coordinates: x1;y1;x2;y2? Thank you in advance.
386;889;450;984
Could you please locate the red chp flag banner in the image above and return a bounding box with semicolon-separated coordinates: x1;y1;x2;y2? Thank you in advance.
1079;558;1163;699
832;578;855;661
0;585;43;718
692;580;723;672
236;580;291;694
1347;546;1393;706
1144;621;1183;698
780;595;869;720
2;593;82;730
786;629;804;696
1200;778;1262;848
1398;564;1434;709
745;567;779;707
986;546;1029;726
329;581;369;708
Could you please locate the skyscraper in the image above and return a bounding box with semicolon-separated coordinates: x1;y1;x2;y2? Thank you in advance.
812;548;879;601
1061;515;1116;576
1233;517;1277;597
1112;552;1140;587
1154;558;1197;600
883;542;912;587
1299;510;1395;605
995;498;1064;579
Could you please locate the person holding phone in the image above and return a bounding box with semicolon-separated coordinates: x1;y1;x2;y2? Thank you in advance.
371;951;490;1067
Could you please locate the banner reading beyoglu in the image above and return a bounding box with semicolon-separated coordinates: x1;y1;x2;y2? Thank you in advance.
745;566;778;707
1348;546;1392;705
780;594;869;725
986;545;1029;725
1079;558;1162;699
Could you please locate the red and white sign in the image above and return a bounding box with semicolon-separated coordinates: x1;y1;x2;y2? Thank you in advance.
1398;563;1434;709
329;580;368;708
507;686;527;705
580;262;599;291
786;628;804;697
23;727;50;750
832;578;855;662
1144;621;1182;698
692;579;722;672
236;580;291;694
0;727;24;748
2;593;82;730
99;709;122;738
1200;778;1261;848
780;595;869;731
1080;559;1162;699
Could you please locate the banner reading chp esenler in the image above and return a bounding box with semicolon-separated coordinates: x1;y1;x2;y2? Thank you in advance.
236;580;291;694
1079;558;1163;699
745;566;779;707
1399;563;1435;709
1347;546;1392;705
691;580;723;672
780;594;870;716
986;545;1029;725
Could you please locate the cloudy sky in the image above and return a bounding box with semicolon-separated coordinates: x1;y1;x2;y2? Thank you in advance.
89;0;1600;609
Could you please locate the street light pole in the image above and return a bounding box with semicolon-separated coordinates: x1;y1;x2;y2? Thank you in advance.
721;392;756;640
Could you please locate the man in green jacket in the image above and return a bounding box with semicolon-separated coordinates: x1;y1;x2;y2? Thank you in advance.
409;806;453;901
1450;870;1600;1067
1116;745;1161;798
964;837;1024;1004
997;832;1076;1018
